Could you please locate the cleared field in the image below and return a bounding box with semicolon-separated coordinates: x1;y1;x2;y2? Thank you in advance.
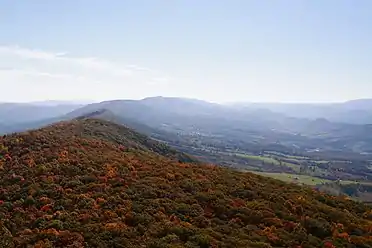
235;154;279;164
281;161;300;171
264;151;310;160
339;180;372;186
312;160;330;164
235;153;301;171
251;171;331;186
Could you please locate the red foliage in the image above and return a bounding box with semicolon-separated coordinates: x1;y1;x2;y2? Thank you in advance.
230;198;246;208
40;204;52;212
4;153;11;160
323;241;336;248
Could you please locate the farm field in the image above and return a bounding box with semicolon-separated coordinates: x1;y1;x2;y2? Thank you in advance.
251;171;331;185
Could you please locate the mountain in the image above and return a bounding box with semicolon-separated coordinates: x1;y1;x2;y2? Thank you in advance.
1;118;372;247
72;115;197;163
231;99;372;124
64;97;372;154
0;102;83;125
340;99;372;111
65;97;229;129
66;97;298;135
58;98;372;183
3;97;372;183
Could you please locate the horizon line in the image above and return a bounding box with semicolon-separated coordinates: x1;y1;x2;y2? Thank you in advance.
0;96;371;105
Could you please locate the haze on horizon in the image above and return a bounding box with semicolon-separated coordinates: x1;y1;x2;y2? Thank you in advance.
1;1;372;104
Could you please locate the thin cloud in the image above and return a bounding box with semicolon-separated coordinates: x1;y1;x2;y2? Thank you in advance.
0;45;172;102
0;45;65;60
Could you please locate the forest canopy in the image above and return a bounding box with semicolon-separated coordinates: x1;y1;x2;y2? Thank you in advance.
0;119;371;247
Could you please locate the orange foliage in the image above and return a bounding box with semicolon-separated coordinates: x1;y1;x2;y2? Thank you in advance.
230;198;246;208
41;228;60;236
104;222;126;231
40;204;52;212
0;119;371;247
106;164;117;178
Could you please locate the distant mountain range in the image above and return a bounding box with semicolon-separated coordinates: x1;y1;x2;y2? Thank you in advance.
0;102;83;125
230;99;372;124
3;96;372;157
3;96;372;185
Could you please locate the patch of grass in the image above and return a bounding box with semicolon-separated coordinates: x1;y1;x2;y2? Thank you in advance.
235;154;279;164
281;161;300;171
281;157;302;164
339;180;372;186
311;160;330;164
235;153;301;171
264;151;308;160
250;172;331;186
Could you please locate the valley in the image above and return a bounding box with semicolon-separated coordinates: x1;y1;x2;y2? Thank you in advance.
1;118;372;247
2;97;372;202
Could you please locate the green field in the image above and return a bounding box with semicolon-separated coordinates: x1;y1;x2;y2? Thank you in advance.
312;160;330;164
234;153;301;171
223;151;339;181
339;180;372;186
264;151;307;160
235;154;279;164
251;172;331;186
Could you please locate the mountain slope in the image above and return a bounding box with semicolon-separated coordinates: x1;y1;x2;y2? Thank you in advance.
64;97;372;155
3;98;372;184
5;97;372;154
0;119;372;247
70;117;197;163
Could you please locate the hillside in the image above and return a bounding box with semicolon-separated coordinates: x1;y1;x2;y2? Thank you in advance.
61;98;372;184
1;120;372;247
3;98;372;193
65;98;372;155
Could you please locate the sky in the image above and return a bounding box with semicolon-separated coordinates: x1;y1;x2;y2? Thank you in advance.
1;0;372;103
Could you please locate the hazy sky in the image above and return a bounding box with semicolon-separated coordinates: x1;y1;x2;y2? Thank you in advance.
1;0;372;103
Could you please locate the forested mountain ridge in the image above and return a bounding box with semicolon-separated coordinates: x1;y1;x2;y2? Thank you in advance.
4;97;372;156
3;98;372;189
0;119;372;247
65;97;372;154
59;99;372;185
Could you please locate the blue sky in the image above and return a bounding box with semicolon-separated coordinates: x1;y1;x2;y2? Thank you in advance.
1;0;371;103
